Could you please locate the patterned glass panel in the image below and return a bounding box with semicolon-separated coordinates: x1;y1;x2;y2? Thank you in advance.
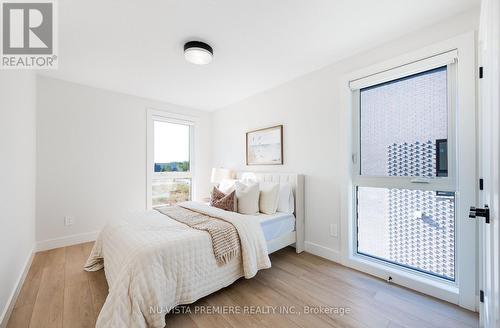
357;186;455;280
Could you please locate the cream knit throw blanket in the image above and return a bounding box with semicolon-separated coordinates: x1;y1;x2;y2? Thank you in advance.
155;205;240;265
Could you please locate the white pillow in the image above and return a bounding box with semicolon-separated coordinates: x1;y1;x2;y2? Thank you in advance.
234;181;260;215
218;179;237;194
277;183;295;214
259;182;280;214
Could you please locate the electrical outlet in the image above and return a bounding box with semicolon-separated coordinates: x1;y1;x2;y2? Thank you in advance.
64;216;75;226
329;223;338;237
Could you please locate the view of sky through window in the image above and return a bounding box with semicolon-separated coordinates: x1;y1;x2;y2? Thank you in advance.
154;121;190;163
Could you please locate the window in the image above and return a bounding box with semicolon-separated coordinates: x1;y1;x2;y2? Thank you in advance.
357;187;455;280
359;67;449;177
352;54;457;281
148;112;194;207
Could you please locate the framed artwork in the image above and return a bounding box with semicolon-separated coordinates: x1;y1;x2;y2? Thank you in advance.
246;125;283;165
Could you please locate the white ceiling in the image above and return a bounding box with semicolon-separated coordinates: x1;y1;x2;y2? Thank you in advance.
42;0;479;111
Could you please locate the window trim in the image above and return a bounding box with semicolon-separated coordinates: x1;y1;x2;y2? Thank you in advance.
146;108;196;209
349;50;457;90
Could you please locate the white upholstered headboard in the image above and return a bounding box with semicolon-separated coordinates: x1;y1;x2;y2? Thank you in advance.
235;172;305;253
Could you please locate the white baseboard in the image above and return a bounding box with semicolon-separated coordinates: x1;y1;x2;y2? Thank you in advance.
304;241;341;263
0;248;34;328
36;231;99;252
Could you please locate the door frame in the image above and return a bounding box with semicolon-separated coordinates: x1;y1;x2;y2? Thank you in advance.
339;32;477;310
478;0;500;326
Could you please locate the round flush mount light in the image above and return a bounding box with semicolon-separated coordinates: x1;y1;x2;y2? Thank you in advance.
184;41;213;65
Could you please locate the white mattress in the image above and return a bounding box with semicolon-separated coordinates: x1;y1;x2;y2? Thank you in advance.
258;212;296;241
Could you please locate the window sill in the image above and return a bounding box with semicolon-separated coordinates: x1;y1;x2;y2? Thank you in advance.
344;253;459;304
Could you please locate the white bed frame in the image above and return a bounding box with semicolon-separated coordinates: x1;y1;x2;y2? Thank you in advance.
235;172;305;254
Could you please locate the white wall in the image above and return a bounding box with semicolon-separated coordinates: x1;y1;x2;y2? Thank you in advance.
36;77;212;248
212;10;479;260
0;71;37;323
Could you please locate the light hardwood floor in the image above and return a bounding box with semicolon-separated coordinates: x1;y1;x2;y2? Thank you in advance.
7;243;478;328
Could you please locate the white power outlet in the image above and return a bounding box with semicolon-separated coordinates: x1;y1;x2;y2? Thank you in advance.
64;216;75;226
329;223;338;237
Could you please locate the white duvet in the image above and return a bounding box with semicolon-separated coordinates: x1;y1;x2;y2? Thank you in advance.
84;201;271;328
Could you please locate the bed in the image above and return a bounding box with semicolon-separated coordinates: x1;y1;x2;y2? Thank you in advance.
85;172;304;328
238;172;305;254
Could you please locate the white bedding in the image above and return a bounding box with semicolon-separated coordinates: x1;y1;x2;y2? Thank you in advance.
259;212;296;241
84;201;271;328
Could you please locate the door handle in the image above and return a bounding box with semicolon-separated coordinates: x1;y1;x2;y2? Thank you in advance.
469;205;490;224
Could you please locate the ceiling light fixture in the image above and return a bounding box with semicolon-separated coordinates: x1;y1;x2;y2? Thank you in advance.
184;41;213;65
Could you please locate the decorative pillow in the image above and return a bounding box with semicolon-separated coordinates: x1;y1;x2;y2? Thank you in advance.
218;179;237;194
234;181;260;215
277;183;295;214
259;182;280;214
210;187;225;205
210;187;236;212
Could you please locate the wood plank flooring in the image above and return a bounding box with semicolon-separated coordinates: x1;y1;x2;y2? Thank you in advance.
7;243;478;328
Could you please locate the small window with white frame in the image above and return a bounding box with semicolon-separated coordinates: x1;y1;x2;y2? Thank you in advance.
147;110;194;208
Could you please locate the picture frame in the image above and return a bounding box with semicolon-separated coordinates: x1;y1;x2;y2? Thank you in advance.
246;125;283;165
